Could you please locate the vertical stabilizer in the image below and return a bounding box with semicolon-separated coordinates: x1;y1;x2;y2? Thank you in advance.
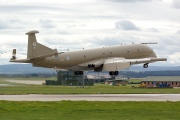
25;30;54;58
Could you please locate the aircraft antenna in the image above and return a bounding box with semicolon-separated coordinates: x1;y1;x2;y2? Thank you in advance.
141;42;158;44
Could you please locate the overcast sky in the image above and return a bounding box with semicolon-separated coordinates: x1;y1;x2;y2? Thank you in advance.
0;0;180;66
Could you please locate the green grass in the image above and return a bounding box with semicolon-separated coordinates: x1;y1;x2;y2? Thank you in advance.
0;77;180;94
0;101;179;120
0;84;180;95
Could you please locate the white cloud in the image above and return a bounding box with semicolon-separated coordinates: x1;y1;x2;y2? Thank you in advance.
172;0;180;9
169;52;180;64
177;30;180;34
39;19;56;28
148;28;159;32
115;20;140;31
103;0;153;3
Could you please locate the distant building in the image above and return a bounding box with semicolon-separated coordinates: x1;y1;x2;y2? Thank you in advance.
105;79;129;86
46;71;94;86
142;76;180;87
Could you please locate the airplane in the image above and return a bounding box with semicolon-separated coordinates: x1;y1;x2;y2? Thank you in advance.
10;30;167;76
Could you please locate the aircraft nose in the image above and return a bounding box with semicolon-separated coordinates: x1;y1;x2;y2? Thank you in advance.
139;44;157;58
145;45;157;58
149;50;157;58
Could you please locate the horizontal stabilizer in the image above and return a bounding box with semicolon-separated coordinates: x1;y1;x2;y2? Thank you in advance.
10;58;31;63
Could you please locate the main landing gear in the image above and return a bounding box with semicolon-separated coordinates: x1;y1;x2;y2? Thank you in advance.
143;63;149;68
74;71;83;75
109;71;119;76
74;71;119;76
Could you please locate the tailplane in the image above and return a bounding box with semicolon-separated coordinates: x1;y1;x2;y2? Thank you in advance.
25;30;55;59
10;49;16;60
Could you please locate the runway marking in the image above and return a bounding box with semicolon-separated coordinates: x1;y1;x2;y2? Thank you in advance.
0;94;180;101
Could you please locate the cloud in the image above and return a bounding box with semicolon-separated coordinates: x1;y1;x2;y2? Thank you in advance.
172;0;180;9
148;28;159;32
115;20;140;31
103;0;152;3
0;21;8;29
56;30;70;35
169;52;180;64
177;30;180;34
0;19;24;30
39;19;56;28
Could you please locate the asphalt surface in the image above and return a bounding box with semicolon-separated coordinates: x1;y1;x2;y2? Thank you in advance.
6;80;44;85
0;94;180;101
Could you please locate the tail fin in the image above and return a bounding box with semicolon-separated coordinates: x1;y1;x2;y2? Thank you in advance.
25;30;55;58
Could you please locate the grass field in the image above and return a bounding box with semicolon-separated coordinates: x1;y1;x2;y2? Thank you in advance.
0;101;180;120
0;77;179;120
0;77;180;94
0;84;180;94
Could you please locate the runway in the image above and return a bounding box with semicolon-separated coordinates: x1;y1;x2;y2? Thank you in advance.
0;94;180;101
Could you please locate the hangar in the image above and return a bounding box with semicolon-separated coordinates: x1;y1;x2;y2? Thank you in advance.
142;76;180;87
46;71;94;86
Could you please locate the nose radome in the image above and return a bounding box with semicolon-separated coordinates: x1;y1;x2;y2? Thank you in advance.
149;50;157;58
139;44;157;58
144;45;157;58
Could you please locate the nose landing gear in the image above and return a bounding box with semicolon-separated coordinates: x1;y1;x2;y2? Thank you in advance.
143;63;148;68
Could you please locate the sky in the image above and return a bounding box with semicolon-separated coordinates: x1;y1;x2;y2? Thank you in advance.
0;0;180;66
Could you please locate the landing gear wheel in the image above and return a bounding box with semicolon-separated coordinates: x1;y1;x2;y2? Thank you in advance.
109;71;119;76
115;71;119;76
143;63;148;68
74;71;84;75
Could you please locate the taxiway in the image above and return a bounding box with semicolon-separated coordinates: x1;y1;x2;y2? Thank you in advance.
0;94;179;101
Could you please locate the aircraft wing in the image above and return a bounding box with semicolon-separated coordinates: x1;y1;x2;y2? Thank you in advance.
103;57;167;71
79;57;167;71
128;58;167;65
